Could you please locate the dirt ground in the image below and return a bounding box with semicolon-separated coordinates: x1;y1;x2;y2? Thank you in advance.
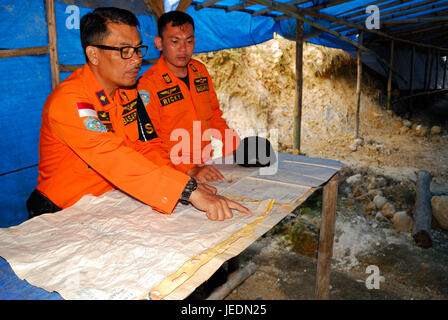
187;38;448;300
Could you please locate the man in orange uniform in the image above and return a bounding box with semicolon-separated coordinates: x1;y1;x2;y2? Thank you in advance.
137;11;240;183
26;7;250;221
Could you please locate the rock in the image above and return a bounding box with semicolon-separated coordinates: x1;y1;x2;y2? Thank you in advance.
414;124;428;136
393;211;413;232
431;195;448;230
403;120;412;128
346;173;362;184
430;126;441;135
373;195;388;210
349;143;357;152
354;137;364;146
381;201;396;218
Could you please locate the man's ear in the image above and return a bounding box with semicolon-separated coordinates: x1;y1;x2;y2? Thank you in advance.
86;46;99;65
154;37;163;51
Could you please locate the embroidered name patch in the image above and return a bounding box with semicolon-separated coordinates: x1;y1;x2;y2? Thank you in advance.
96;90;110;106
162;73;172;84
84;116;107;132
157;85;184;107
194;77;209;93
77;102;97;118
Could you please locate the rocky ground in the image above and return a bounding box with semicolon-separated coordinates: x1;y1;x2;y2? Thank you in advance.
187;37;448;300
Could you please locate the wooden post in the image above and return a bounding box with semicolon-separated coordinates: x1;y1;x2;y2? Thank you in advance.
387;40;394;110
355;32;363;139
435;50;440;89
443;55;447;88
315;174;338;300
412;170;433;248
293;19;303;153
409;45;415;109
45;0;60;89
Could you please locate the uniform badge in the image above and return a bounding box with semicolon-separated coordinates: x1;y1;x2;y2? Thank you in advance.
84;116;107;132
77;102;97;118
138;90;150;107
162;73;172;84
190;64;198;72
96;90;110;106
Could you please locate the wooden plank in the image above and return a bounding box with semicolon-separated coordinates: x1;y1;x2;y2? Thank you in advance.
144;0;164;19
195;0;223;10
60;58;159;73
387;40;394;110
248;0;409;84
315;174;338;300
45;0;60;89
0;46;48;59
409;45;415;109
355;32;363;138
293;19;303;153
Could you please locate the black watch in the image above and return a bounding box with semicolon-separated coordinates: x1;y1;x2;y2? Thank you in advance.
180;177;198;205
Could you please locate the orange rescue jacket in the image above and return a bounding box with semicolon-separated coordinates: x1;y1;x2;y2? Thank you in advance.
36;63;189;214
137;56;240;166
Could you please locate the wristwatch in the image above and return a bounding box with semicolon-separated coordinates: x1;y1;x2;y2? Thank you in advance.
179;177;198;205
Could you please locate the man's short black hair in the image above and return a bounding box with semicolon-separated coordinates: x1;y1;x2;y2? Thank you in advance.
157;11;195;38
80;7;140;60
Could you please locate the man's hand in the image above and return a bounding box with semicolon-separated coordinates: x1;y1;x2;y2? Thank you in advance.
189;188;252;221
197;182;217;195
186;165;226;183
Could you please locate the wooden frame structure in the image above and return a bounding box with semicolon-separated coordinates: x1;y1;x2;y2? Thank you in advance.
0;0;447;300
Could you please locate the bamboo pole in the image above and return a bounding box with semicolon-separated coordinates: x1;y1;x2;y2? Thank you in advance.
315;174;338;300
435;50;440;89
45;0;60;89
293;19;303;153
0;46;49;59
387;40;394;110
424;48;429;90
355;32;363;139
247;0;409;85
443;56;447;88
409;45;415;109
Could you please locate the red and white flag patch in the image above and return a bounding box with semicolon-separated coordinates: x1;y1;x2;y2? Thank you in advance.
77;102;97;118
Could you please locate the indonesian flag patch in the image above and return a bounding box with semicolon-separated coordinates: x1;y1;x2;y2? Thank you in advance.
77;102;97;118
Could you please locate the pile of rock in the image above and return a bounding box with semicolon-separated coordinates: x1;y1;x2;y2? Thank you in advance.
340;166;448;235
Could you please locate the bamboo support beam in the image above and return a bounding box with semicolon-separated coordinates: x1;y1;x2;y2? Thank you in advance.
176;0;193;12
293;19;303;153
428;48;434;90
247;0;409;85
435;50;440;89
355;32;363;138
409;45;415;109
0;46;49;59
443;56;447;88
60;58;159;73
315;174;338;300
387;40;394;110
45;0;60;89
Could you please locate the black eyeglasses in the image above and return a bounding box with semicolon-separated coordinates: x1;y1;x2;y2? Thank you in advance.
90;44;148;59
